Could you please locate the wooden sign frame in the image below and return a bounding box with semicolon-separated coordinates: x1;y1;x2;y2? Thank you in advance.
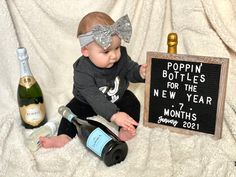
144;52;229;139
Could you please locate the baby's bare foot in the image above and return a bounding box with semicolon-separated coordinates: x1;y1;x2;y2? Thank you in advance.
40;134;71;148
118;128;136;141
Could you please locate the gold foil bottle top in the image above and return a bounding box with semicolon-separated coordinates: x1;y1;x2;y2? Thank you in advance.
167;33;178;54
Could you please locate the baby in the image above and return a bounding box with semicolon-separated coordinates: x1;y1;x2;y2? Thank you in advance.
40;11;147;148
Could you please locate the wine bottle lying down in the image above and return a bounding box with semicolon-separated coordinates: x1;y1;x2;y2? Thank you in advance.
58;106;128;167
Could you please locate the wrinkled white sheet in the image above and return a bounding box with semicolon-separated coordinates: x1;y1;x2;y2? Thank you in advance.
0;0;236;176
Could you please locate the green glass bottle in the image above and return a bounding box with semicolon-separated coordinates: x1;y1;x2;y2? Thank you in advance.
17;47;47;128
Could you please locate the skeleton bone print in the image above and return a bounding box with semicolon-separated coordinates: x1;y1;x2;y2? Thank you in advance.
99;77;120;103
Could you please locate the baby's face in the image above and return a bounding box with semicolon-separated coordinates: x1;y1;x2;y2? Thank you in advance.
86;35;121;68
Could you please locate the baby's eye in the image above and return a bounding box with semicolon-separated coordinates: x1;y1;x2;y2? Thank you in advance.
104;50;109;54
116;46;120;50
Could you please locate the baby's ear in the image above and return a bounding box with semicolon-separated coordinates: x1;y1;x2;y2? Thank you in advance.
81;47;89;57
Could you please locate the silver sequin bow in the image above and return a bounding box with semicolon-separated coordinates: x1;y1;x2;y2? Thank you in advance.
79;15;132;50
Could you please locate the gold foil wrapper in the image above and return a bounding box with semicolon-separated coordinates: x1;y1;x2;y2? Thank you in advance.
19;76;36;88
167;33;178;54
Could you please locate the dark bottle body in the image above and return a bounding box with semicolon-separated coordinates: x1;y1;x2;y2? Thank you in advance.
17;79;47;128
72;118;128;166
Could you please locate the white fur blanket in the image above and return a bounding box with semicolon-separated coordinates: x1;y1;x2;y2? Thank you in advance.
1;0;236;176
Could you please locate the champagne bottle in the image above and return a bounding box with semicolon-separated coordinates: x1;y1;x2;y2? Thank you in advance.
17;47;47;128
167;33;178;54
58;106;128;167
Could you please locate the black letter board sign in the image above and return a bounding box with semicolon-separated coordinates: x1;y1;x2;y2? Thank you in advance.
144;52;229;139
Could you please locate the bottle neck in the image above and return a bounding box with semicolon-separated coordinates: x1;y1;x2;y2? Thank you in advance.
19;59;33;78
167;33;178;54
72;117;80;126
168;46;177;54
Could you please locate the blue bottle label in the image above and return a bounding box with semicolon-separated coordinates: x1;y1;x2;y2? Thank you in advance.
86;127;112;157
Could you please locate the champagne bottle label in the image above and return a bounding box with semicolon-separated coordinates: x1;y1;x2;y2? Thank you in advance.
19;76;36;89
86;127;112;157
19;103;46;126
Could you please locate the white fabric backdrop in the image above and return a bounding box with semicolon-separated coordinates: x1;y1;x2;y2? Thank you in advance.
1;0;236;176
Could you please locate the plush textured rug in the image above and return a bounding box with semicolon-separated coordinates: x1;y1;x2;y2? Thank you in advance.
1;0;236;176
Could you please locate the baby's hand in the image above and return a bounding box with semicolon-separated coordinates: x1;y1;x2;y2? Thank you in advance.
140;64;147;79
111;112;138;132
